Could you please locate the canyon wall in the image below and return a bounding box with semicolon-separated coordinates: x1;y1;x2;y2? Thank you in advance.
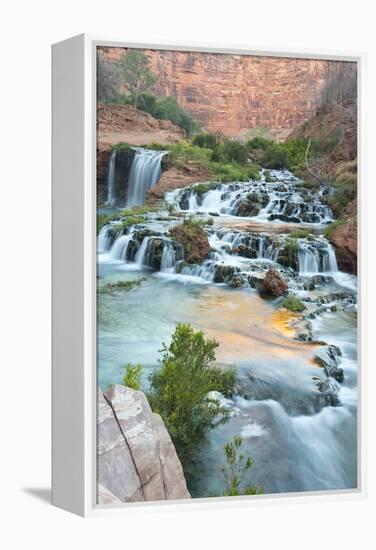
101;47;331;139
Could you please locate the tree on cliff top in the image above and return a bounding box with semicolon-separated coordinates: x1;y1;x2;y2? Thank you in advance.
119;50;156;106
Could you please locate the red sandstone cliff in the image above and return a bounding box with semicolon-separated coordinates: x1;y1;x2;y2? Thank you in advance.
101;47;330;139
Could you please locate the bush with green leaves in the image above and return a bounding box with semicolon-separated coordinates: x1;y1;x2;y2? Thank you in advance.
282;295;306;313
192;133;220;150
222;140;248;164
148;323;235;453
221;436;263;496
246;137;273;150
123;363;143;391
153;96;200;136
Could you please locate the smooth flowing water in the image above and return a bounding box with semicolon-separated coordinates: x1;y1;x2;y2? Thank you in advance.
126;148;167;207
106;150;117;206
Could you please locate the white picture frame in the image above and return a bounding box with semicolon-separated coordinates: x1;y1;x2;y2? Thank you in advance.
52;34;366;517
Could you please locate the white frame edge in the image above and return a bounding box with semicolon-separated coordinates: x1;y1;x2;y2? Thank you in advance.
51;33;367;517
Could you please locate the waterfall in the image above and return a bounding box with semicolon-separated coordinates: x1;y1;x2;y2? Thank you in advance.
97;225;113;252
160;242;177;273
106;150;117;206
126;148;167;207
110;234;133;261
134;237;150;266
298;240;338;275
168;173;334;224
325;244;339;272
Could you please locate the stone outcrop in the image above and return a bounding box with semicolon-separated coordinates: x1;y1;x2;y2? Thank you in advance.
97;145;135;205
259;267;288;297
329;200;357;274
169;222;210;264
97;385;190;505
101;47;330;139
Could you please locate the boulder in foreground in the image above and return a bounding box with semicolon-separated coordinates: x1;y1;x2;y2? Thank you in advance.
97;384;190;504
259;268;288;297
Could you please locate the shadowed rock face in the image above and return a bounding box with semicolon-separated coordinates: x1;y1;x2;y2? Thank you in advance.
329;201;357;274
97;385;190;504
100;47;330;139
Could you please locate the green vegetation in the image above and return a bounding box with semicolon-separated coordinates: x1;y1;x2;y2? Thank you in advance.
193;182;219;195
246;133;344;172
166;140;212;168
113;142;132;152
98;50;200;136
97;205;159;234
148;323;235;453
142;139;261;183
192;132;219;150
118;50;156;105
220;436;263;496
211;162;260;183
153;96;200;136
282;295;306;312
123;363;143;391
192;133;250;164
98;277;146;294
288;229;313;239
277;238;299;269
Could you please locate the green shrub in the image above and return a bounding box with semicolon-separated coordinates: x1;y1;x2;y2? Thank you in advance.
246;137;273;150
153;96;200;136
288;229;312;239
222;139;248;164
134;91;157;113
192;133;219;150
167;141;212;168
148;323;235;453
221;436;263;496
282;295;305;312
113;142;132;152
211;162;260;183
123;363;143;390
193;182;218;195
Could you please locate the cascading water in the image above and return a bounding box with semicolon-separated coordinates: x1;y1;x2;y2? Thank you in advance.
110;234;133;261
160;242;177;273
106;150;117;206
126;148;167;207
167;170;334;224
298;240;338;274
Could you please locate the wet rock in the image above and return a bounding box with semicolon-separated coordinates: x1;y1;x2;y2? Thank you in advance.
314;378;341;407
213;264;240;283
228;275;247;288
260;268;288;297
233;243;258;259
314;345;344;382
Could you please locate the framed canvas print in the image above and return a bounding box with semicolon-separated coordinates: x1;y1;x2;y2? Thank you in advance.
52;35;365;516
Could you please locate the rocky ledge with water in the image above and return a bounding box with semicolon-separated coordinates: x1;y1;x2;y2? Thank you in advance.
97;163;357;496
